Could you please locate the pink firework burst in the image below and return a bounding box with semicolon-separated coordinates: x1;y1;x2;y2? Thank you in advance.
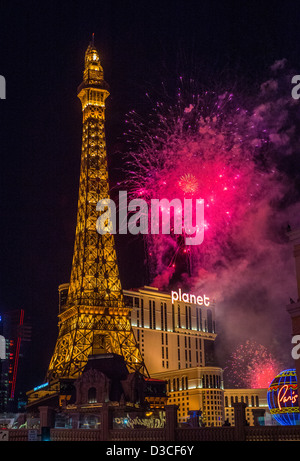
122;88;282;284
178;173;199;194
224;340;283;389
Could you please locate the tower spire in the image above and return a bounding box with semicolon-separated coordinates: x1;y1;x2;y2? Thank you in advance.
45;43;146;382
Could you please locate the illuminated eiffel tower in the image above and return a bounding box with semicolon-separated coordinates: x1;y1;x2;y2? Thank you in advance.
45;39;146;382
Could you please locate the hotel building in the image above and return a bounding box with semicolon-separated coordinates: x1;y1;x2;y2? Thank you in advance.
123;285;225;426
124;285;269;426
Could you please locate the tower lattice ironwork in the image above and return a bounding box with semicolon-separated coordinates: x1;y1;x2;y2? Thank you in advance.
46;41;146;382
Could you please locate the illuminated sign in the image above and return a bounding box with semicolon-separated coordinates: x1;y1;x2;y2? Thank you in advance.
33;382;49;392
114;412;165;429
171;288;210;306
277;385;298;410
267;369;300;426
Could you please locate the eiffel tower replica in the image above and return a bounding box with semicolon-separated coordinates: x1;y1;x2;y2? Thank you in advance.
27;39;146;407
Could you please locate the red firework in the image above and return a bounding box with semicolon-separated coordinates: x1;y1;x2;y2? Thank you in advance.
225;340;283;389
122;88;281;281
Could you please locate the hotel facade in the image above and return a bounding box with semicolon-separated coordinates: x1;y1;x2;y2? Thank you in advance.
58;283;269;426
123;285;269;427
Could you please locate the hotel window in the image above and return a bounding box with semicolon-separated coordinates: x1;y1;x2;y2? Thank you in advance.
177;305;181;328
164;303;167;330
149;300;156;329
160;302;167;331
207;309;213;333
185;306;192;329
141;298;144;327
172;304;175;331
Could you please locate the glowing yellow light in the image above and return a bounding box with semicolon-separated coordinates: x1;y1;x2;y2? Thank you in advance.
45;42;147;383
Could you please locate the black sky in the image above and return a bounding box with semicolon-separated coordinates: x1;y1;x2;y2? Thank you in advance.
0;0;300;391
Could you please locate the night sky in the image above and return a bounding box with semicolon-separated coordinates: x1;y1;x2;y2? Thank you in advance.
1;0;300;392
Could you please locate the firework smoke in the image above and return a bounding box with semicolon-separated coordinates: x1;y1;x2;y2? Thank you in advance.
121;58;300;371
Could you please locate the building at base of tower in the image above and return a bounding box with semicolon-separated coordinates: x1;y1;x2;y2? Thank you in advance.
26;352;167;431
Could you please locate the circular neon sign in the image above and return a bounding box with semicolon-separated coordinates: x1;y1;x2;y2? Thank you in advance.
267;369;300;425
